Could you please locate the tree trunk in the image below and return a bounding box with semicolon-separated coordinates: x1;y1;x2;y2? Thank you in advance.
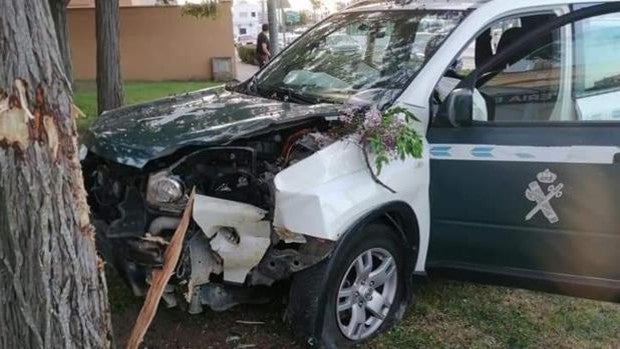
95;0;123;115
48;0;73;86
267;0;279;55
0;1;113;348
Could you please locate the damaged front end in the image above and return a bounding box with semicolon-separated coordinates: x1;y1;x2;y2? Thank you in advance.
82;90;339;311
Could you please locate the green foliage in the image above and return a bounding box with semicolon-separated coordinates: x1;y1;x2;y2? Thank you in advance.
330;104;423;192
334;105;423;176
237;45;258;66
181;0;218;19
367;106;423;174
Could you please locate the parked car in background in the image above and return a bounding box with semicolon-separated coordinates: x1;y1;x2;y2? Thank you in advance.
325;33;362;54
293;26;309;34
278;33;302;49
83;1;620;347
235;34;255;46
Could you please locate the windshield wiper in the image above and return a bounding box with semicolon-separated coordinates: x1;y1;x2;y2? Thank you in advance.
268;86;319;104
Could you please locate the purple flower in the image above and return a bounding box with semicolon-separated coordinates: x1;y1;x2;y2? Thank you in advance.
363;106;382;129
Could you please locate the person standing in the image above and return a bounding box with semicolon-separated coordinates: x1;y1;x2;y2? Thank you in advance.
256;24;271;68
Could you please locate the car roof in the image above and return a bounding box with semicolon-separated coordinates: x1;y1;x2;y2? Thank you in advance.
344;0;618;13
344;0;488;12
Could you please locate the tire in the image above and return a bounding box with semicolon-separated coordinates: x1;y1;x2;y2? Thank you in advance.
287;221;412;348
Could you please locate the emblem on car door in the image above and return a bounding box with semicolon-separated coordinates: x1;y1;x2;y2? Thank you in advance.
525;169;564;224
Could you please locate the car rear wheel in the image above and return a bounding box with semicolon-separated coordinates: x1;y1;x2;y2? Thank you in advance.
287;221;410;348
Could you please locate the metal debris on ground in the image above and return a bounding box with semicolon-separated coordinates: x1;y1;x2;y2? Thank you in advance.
235;320;265;325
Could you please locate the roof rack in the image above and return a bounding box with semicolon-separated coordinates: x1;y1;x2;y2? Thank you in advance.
345;0;393;10
345;0;492;11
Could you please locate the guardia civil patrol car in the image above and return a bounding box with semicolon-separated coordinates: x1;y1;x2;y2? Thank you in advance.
83;0;620;347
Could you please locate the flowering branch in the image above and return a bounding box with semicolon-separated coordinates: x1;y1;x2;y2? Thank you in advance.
333;104;423;193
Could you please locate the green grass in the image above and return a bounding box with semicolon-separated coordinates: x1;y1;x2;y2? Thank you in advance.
73;80;221;132
369;280;620;349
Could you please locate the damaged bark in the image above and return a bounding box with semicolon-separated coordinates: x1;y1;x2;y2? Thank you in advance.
0;1;112;348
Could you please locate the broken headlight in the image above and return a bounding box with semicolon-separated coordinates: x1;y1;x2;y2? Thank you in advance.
147;172;184;205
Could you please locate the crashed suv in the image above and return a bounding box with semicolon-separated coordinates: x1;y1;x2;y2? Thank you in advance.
83;0;620;347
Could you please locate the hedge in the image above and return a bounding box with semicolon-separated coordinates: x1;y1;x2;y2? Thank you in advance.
237;45;258;66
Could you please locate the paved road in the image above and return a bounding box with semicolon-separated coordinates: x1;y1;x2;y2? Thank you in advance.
236;61;259;82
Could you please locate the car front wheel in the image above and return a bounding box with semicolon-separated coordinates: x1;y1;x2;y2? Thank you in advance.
287;222;411;348
335;247;399;340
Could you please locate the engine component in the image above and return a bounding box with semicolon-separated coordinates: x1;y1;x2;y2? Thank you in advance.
107;186;147;238
251;237;335;286
192;195;271;284
148;216;181;236
187;283;271;314
251;249;317;286
284;132;326;166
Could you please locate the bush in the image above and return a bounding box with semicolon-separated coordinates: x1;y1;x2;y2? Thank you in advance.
237;45;258;66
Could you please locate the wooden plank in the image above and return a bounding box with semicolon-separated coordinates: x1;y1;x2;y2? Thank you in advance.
125;189;195;349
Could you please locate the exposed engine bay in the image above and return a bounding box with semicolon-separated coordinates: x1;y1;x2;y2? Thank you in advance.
83;122;336;312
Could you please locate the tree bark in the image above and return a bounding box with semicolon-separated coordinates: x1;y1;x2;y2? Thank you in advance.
0;1;112;348
95;0;123;115
267;0;279;55
48;0;73;86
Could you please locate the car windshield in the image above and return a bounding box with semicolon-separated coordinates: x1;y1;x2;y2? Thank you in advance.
253;10;467;106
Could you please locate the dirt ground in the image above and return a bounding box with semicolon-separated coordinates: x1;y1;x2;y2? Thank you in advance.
112;300;300;349
106;267;300;349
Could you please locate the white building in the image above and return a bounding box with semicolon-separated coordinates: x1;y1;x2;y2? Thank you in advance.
232;0;263;38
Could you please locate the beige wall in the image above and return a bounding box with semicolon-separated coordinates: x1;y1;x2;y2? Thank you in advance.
68;4;236;81
69;0;140;8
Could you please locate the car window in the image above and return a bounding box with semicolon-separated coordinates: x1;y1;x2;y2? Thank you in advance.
477;29;563;122
255;10;467;106
431;14;560;120
573;12;620;121
474;12;620;123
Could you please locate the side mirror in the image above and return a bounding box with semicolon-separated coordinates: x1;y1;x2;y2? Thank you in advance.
436;87;473;127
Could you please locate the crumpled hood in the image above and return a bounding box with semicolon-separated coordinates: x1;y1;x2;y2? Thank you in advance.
84;86;337;168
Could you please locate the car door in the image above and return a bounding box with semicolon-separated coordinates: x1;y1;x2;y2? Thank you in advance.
426;3;620;301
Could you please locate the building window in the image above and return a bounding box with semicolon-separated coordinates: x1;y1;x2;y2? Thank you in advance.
239;28;247;35
251;12;256;17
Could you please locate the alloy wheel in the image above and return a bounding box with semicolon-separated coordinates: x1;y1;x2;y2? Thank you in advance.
335;247;398;341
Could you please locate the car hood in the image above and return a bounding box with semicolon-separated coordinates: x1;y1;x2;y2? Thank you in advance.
84;86;338;168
